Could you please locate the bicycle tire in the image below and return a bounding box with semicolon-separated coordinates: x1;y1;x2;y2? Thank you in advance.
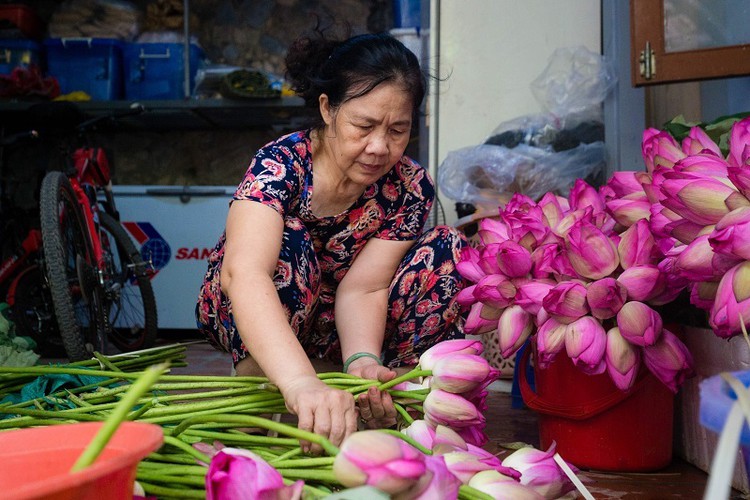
98;212;158;351
39;171;105;361
8;264;66;357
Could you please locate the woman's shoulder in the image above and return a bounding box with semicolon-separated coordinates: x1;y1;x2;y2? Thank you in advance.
257;129;313;162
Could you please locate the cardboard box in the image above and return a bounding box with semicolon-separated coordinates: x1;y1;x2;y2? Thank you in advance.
676;326;750;493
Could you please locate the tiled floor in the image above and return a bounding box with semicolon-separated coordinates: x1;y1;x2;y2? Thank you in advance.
161;335;739;500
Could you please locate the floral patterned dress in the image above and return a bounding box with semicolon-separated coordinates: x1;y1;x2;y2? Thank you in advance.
196;129;467;367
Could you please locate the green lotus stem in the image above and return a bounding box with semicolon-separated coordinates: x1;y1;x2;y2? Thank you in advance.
170;414;340;456
390;390;427;401
138;393;284;417
127;400;155;421
182;428;298;447
458;485;494;500
277;467;339;483
163;435;211;463
270;446;303;462
147;451;199;465
136;470;206;486
71;362;169;472
138;481;205;499
377;369;431;391
0;406;104;421
0;417;79;430
345;381;380;393
394;402;414;425
142;401;287;425
378;428;431;455
271;456;336;468
93;352;123;372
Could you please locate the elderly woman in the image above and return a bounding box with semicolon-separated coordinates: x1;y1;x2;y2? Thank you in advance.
196;30;467;452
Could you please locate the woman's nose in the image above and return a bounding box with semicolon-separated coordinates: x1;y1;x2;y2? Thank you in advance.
366;131;389;156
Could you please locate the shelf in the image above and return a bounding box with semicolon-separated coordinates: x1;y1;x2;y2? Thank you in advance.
0;97;318;131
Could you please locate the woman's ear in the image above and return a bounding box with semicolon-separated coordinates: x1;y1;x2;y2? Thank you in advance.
319;93;333;126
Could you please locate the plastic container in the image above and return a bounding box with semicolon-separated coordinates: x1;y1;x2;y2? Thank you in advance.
44;38;125;100
389;27;423;64
0;421;163;500
122;42;204;100
393;0;421;28
519;346;674;471
0;5;43;39
0;38;41;75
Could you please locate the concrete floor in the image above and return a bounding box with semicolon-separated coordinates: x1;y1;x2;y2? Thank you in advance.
162;336;733;500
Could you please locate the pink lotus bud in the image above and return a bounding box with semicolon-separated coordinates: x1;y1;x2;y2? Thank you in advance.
498;305;535;358
616;301;663;346
586;278;628;320
565;315;607;375
531;242;577;280
710;206;750;260
419;339;484;371
470;480;546;500
393;455;461;500
333;431;426;495
673;152;730;177
424;390;485;429
601;171;647;200
569;179;606;213
709;261;750;338
605;327;641;390
515;279;556;315
682;126;722;156
641;128;686;173
431;354;494;394
402;420;436;450
456;426;489;448
606;193;652;229
675;234;741;282
477;216;512;245
542;281;589;324
536;317;568;368
456;246;485;283
727;116;750;168
206;448;303;500
617;264;667;302
565;219;619;280
649;253;690;305
464;303;503;335
660;171;750;226
465;443;508;471
690;280;719;311
455;285;478;308
501;443;577;499
441;451;495;484
618;219;659;268
431;425;467;454
468;469;519;487
643;328;695;393
495;240;533;278
537;192;568;229
474;274;516;309
479;244;503;275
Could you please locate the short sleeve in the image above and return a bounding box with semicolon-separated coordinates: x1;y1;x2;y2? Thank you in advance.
233;138;306;218
376;157;435;240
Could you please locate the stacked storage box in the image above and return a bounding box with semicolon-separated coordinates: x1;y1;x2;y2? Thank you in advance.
44;38;125;100
122;42;204;100
0;4;43;75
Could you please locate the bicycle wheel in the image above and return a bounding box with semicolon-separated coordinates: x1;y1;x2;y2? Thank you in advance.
7;264;66;357
98;212;158;352
39;171;105;361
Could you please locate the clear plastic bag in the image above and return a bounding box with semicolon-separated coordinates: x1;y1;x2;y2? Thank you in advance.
438;46;614;206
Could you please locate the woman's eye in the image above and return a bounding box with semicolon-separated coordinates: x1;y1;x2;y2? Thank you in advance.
391;129;406;135
356;124;372;131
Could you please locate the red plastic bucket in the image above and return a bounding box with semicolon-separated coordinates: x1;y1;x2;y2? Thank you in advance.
0;421;163;500
519;346;674;471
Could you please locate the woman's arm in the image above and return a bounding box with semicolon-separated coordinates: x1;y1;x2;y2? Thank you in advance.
222;200;357;450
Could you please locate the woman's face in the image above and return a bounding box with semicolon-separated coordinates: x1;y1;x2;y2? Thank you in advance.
319;81;413;186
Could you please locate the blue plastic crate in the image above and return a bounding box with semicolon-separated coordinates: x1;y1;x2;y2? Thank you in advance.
44;38;124;100
0;39;41;75
122;42;204;100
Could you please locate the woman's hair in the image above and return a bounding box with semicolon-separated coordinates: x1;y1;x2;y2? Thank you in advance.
285;28;426;127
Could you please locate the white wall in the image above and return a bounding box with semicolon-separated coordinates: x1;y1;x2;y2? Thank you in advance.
431;0;601;225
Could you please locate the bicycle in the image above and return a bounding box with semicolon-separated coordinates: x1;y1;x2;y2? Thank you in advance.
0;127;66;356
37;103;158;361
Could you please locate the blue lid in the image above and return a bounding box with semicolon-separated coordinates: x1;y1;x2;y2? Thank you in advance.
44;37;125;49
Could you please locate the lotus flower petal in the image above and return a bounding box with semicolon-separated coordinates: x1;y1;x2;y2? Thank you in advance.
542;281;589;324
424;389;485;429
618;219;659;268
536;317;568;368
497;305;535;358
565;315;607;374
616;301;663;346
617;264;666;302
642;128;686;173
419;339;484;370
727;116;750;168
605;327;641;390
565;219;619;280
501;443;577;499
643;328;695;393
709;260;750;338
206;448;303;500
586;277;628;320
682;125;722;157
393;455;461;500
709;206;750;260
495;240;533;278
432;353;494;394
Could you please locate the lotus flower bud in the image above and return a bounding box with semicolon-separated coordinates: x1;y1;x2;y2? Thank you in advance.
727;116;750;168
542;281;589;324
431;354;494;394
605;327;641;390
470;481;546;500
709;261;750;338
565;219;619;280
660;170;750;226
424;389;485;429
690;280;719;311
441;451;495;484
682;126;722;156
477;216;512;245
565;315;607;375
537;192;568;229
536;317;568;368
455;284;478;308
587;278;627;320
642;128;686;173
431;424;467;454
456;246;485;283
675;234;741;282
515;279;556;315
616;301;663;346
473;274;516;309
393;455;461;500
569;179;606;213
498;305;535;358
618;219;659;268
531;242;577;280
601;171;647;200
333;431;426;495
709;206;750;260
206;448;304;500
643;328;694;393
456;426;489;448
606;193;652;229
501;443;577;499
479;244;503;275
617;264;666;302
464;302;502;335
419;339;484;371
402;420;436;450
495;240;533;278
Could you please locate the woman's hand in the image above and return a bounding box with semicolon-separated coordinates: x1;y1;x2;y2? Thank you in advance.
347;360;399;429
280;375;358;454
